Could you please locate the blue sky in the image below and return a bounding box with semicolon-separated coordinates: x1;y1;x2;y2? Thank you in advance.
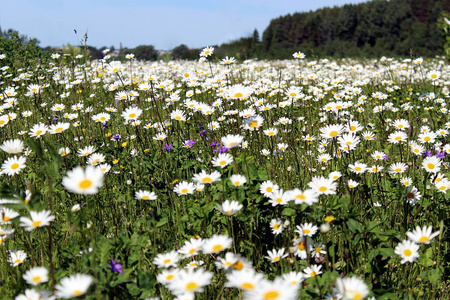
1;0;369;50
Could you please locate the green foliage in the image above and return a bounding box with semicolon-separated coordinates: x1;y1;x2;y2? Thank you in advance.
258;0;450;59
0;29;51;71
131;45;158;61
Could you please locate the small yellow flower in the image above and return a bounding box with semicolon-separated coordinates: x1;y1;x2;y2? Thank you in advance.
105;132;112;137
144;149;150;153
113;159;119;165
76;90;82;94
171;179;179;184
325;216;335;223
121;142;127;147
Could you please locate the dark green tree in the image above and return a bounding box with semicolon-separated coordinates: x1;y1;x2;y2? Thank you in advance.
131;45;158;61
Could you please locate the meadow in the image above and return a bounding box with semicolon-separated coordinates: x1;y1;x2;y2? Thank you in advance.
0;48;448;299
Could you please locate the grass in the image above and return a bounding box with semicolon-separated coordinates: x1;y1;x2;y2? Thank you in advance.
0;51;448;299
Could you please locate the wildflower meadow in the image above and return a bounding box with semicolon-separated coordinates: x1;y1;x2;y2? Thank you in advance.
0;48;448;299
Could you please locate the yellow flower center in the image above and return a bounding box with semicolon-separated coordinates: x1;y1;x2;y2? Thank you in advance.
32;276;41;282
419;236;430;242
275;198;282;203
32;221;42;227
273;224;280;230
424;136;431;142
263;291;280;300
129;113;136;118
352;293;363;300
395;136;401;141
79;179;93;190
427;163;435;169
186;282;198;291
163;259;171;264
202;177;212;183
234;92;243;98
350;125;356;131
212;244;223;252
233;260;244;270
298;241;306;250
166;274;174;280
14;259;21;263
310;271;317;277
11;163;19;170
241;282;254;290
355;167;362;171
403;249;412;256
249;121;258;128
3;216;11;222
35;130;43;135
73;290;83;296
394;168;402;172
272;256;280;262
319;186;327;192
329;131;338;137
303;229;311;235
142;195;149;200
296;194;306;200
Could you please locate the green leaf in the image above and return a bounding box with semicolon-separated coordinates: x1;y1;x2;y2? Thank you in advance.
347;218;362;233
281;207;296;216
156;217;168;228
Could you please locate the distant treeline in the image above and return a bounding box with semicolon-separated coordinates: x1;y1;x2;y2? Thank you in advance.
2;0;450;62
258;0;450;59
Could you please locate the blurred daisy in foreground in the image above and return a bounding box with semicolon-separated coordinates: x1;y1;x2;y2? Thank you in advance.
167;268;213;296
406;225;440;244
0;139;24;154
217;200;243;216
8;250;27;266
1;156;26;176
23;266;49;286
135;190;158;200
62;166;104;195
335;276;369;300
20;210;55;231
225;268;264;291
265;248;288;263
153;250;180;268
202;234;232;254
177;238;204;257
55;273;94;298
229;174;247;187
192;170;221;184
245;277;298;300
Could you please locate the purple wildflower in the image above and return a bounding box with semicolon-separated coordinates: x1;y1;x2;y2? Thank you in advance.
102;122;108;129
435;151;445;159
216;145;229;153
423;150;432;157
210;141;218;148
112;134;121;141
164;143;173;151
109;259;123;274
185;139;196;147
382;153;389;160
